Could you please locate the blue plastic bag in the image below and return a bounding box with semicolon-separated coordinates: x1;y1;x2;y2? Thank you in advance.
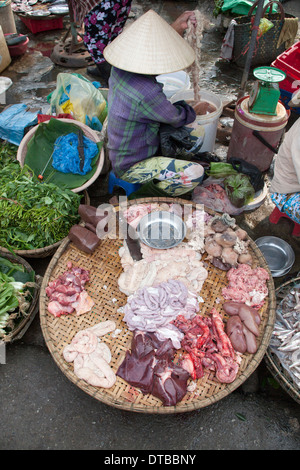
0;104;39;145
52;132;99;175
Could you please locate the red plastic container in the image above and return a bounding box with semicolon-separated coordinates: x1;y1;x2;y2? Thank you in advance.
5;34;29;56
20;15;64;34
271;41;300;93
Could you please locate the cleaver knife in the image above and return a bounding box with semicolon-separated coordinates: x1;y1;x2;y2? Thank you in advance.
125;222;143;261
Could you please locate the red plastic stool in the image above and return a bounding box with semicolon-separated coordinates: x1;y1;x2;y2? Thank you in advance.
269;206;300;236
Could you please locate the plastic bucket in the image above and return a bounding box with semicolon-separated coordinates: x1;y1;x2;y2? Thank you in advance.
227;96;290;172
0;0;16;34
156;71;190;99
171;89;223;152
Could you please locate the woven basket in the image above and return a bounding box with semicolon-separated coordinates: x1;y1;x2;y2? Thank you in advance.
0;252;39;343
0;190;90;259
264;276;300;404
232;0;296;68
39;197;276;413
17;118;105;194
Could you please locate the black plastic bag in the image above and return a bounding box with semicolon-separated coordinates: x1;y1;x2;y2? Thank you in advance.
159;124;221;164
159;124;195;160
228;157;264;192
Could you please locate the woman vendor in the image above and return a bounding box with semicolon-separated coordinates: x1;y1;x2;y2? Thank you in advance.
67;0;132;83
103;10;205;197
270;116;300;224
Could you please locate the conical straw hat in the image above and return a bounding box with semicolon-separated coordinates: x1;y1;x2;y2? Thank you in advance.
103;9;196;75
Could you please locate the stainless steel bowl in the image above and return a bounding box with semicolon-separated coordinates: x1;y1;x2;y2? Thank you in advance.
137;211;186;249
255;236;295;277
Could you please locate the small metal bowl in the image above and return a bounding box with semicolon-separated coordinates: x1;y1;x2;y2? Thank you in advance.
137;211;186;249
255;236;295;277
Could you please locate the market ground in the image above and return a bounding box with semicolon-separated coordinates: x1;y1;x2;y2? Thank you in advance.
1;0;300;452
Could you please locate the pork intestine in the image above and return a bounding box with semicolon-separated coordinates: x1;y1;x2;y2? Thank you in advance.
184;10;205;102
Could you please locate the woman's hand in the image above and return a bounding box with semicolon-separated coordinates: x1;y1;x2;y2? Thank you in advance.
171;11;196;36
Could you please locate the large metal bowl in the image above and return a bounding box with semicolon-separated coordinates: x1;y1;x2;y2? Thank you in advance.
137;210;186;249
255;236;295;277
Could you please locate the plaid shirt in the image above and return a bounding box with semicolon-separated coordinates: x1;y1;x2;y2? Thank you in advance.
67;0;99;24
107;67;196;177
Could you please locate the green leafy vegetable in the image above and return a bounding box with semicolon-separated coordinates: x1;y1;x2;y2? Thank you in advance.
224;173;255;208
206;162;238;178
0;141;18;170
0;257;36;338
0;162;82;251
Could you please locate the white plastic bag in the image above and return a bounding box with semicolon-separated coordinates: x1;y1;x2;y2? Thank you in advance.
49;73;107;130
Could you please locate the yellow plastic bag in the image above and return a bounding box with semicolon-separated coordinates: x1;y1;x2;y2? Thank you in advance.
258;18;274;37
49;73;107;130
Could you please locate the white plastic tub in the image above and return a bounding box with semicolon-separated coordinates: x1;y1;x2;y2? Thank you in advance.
171;89;223;153
157;71;191;99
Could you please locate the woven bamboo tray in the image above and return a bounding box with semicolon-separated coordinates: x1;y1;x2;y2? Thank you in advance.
1;252;39;343
40;197;276;413
0;190;90;259
264;277;300;405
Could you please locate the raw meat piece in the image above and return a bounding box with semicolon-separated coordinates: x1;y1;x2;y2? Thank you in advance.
211;307;236;357
78;204;109;228
47;300;75;317
121;203;161;229
140;243;201;263
117;349;156;394
152;356;190;406
118;259;157;296
71;290;95;316
209;353;239;384
68;224;100;254
226;316;247;354
46;262;94;317
222;264;269;308
117;331;189;406
63;320;116;388
73;354;115;388
49;291;79;306
192;182;243;215
118;248;208;296
122;280;199;348
173;308;239;384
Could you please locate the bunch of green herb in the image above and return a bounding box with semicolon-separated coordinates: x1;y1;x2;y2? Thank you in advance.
224;173;255;208
206;162;238;178
0;163;82;251
0;256;35;338
0;141;18;170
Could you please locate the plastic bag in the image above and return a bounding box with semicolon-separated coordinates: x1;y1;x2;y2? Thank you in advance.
160;124;194;159
221;0;278;15
0;104;39;145
258;18;274;36
224;173;255;208
159;123;209;160
192;177;244;215
228;157;264;192
52;132;99;175
48;73;107;131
